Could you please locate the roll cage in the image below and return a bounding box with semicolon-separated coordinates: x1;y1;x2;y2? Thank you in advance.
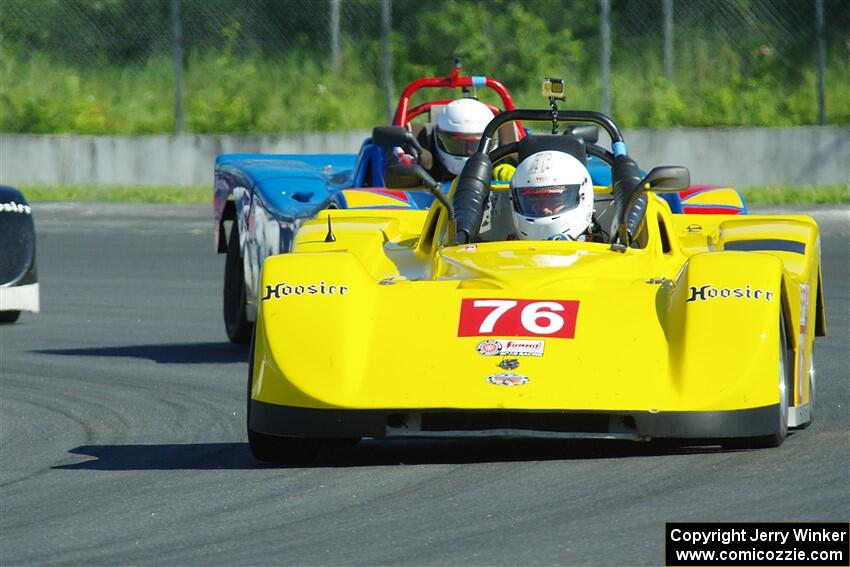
392;66;517;126
446;109;686;248
353;67;523;189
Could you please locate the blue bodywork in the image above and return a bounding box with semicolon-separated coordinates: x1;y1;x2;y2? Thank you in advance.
214;137;443;320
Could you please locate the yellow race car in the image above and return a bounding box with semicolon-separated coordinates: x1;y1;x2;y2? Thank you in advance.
247;108;826;463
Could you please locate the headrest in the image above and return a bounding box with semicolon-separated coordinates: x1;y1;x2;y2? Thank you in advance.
517;134;586;165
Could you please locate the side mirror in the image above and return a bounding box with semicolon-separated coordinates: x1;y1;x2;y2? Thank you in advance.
372;126;409;148
372;126;427;165
564;124;599;144
640;166;690;193
384;163;438;190
612;164;690;250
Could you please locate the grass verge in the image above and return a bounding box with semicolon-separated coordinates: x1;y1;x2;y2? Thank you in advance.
22;184;210;204
21;183;849;205
739;185;850;205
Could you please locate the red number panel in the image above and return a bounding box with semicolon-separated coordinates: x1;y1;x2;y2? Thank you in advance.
457;299;580;338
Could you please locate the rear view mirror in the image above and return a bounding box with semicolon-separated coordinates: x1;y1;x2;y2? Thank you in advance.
564;124;599;144
372;126;428;168
384;163;438;190
640;166;690;193
372;126;409;148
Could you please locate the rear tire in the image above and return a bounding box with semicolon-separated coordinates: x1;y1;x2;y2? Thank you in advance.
223;222;253;345
0;311;21;324
723;310;791;449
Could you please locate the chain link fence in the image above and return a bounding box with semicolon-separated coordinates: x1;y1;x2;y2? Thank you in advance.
1;0;847;134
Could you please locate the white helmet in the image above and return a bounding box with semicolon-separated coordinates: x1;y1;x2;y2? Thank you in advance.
435;99;495;176
510;150;594;241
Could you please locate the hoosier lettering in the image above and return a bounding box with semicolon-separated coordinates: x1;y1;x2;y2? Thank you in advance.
262;281;348;301
686;284;773;303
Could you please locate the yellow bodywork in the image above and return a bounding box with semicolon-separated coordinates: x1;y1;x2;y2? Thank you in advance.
251;189;823;425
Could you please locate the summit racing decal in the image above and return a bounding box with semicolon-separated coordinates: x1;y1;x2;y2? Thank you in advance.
262;281;348;301
476;339;545;357
458;299;579;338
686;284;774;303
1;202;32;214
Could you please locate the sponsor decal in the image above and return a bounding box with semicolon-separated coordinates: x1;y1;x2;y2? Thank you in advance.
487;373;529;386
459;244;477;252
498;358;520;370
0;202;32;214
459;299;579;338
262;281;348;301
476;339;545;357
476;340;502;355
686;284;774;303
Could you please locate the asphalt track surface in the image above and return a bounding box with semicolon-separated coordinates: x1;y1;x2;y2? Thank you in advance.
2;203;848;566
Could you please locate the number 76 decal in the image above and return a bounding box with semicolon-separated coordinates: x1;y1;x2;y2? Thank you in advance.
457;299;580;338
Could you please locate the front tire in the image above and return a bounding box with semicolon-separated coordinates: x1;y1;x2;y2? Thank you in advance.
223;222;253;344
248;430;317;465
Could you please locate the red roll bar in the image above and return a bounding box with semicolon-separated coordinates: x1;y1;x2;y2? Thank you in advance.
392;66;518;127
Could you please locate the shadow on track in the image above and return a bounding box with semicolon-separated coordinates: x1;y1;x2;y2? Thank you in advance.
35;342;248;364
55;439;728;471
55;443;256;470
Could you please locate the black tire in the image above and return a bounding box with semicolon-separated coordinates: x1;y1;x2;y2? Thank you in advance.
245;328;317;465
0;310;21;324
723;310;791;450
223;222;253;344
248;430;318;465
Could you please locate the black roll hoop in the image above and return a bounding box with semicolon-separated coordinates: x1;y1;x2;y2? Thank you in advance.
452;109;626;246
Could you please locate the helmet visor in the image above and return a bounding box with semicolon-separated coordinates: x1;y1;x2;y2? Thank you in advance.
437;130;481;157
514;184;581;217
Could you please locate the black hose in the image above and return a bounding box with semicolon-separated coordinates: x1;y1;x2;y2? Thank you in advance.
609;154;644;243
452;152;492;245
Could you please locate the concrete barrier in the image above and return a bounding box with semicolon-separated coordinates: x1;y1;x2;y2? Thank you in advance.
1;127;847;187
624;127;849;187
